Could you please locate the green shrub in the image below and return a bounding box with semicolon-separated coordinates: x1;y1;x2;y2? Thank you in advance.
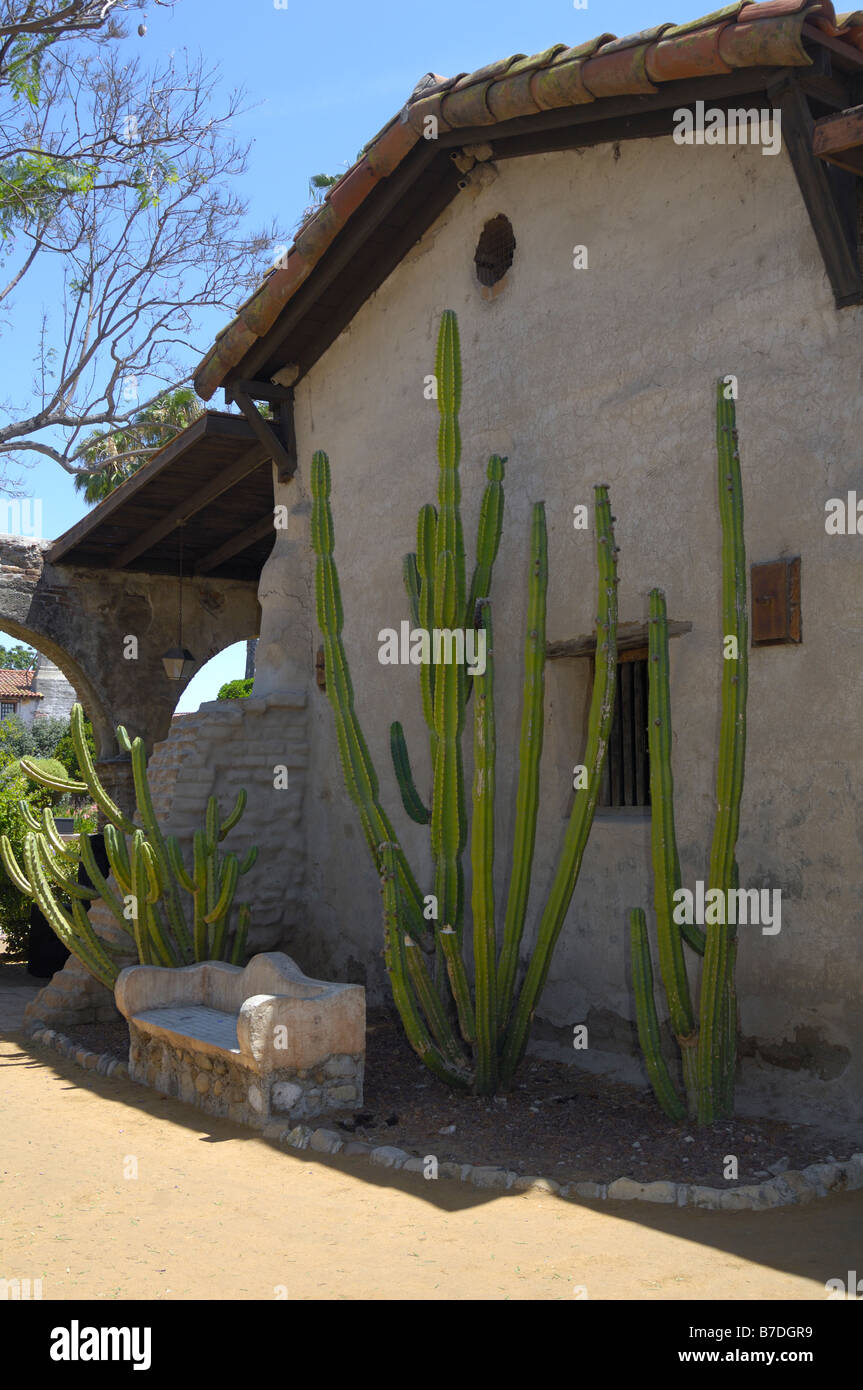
0;770;59;958
217;677;253;700
0;757;69;801
0;715;69;764
52;715;95;779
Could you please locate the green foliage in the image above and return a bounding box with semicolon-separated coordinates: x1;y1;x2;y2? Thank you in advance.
74;388;204;504
0;643;36;669
311;311;619;1094
0;714;71;765
630;382;748;1124
0;705;256;987
217;677;253;701
52;714;95;779
0;768;58;958
1;757;68;801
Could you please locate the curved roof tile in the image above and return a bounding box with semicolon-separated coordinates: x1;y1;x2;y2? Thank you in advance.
194;0;863;400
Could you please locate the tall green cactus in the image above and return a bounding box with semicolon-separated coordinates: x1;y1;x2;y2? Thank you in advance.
311;309;619;1093
0;703;256;987
629;380;747;1123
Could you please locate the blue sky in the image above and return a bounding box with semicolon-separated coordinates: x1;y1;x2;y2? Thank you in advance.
1;0;664;709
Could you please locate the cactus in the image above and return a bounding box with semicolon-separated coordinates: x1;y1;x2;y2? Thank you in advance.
0;703;257;988
311;309;619;1093
630;381;747;1123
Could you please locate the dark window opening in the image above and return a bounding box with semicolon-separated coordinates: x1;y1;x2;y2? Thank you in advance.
474;214;515;288
598;651;650;809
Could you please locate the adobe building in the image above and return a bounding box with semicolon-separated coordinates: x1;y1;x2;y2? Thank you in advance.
11;0;863;1124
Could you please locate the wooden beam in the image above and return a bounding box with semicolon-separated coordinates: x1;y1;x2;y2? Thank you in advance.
195;512;275;575
225;379;294;404
235;139;441;382
768;75;863;307
48;413;257;564
294;166;463;379
813;102;863;175
547;620;692;660
802;24;863;73
232;388;296;482
110;443;268;570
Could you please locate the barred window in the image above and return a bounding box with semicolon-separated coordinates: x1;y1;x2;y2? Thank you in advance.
598;651;650;809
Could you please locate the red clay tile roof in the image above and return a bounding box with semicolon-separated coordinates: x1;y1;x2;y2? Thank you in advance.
0;669;39;699
194;0;863;400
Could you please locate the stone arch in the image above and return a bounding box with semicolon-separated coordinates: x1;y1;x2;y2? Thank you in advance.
0;612;114;755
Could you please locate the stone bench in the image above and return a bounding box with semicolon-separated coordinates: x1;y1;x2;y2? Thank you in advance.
114;952;365;1129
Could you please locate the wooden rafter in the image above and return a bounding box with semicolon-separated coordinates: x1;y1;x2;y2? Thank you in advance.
110;443;268;570
195;513;276;575
230;387;296;483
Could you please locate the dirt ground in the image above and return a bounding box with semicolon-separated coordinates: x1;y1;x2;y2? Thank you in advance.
61;1010;860;1189
2;1032;862;1301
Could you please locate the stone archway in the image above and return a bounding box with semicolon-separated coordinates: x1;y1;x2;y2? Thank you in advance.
0;535;260;813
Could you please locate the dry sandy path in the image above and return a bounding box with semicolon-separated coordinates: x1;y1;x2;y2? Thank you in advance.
1;1034;861;1301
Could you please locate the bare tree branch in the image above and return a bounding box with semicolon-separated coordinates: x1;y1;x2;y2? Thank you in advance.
0;14;285;483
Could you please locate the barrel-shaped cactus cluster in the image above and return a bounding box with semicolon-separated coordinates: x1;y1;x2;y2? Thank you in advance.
311;309;619;1093
0;704;257;988
630;382;748;1124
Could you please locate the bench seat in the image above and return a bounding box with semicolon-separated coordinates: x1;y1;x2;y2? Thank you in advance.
114;952;365;1128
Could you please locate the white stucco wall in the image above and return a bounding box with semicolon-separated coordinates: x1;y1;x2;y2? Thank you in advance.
256;131;863;1123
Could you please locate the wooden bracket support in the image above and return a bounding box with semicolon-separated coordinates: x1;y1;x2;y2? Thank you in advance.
768;74;863;308
226;381;297;483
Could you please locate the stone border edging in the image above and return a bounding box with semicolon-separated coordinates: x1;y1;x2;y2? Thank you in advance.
262;1125;863;1211
26;1020;130;1081
23;1019;863;1211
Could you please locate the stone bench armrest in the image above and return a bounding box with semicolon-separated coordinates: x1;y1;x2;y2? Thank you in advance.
237;984;365;1071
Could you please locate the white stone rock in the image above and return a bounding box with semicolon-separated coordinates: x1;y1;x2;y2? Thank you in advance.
573;1180;604;1200
513;1176;561;1195
272;1081;303;1111
369;1145;409;1169
845;1154;863;1191
689;1186;722;1209
802;1162;845;1195
309;1128;344;1154
640;1181;677;1204
285;1124;312;1149
469;1167;515;1190
607;1177;644;1201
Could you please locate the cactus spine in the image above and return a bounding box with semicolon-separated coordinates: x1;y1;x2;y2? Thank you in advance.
630;381;747;1123
311;309;618;1093
0;703;256;988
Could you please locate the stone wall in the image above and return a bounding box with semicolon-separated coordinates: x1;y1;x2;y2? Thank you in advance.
145;691;310;959
128;1027;363;1129
32;654;76;721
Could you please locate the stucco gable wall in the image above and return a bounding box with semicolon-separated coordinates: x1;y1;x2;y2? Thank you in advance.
266;133;863;1122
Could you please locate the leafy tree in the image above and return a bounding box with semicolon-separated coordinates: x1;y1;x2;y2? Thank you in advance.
74;385;203;501
0;641;35;668
217;677;252;701
0;711;77;765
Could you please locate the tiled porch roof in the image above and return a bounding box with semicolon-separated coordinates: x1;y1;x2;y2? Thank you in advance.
194;0;863;400
0;669;39;699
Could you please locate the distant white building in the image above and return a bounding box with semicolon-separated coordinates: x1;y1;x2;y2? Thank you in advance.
0;655;76;726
